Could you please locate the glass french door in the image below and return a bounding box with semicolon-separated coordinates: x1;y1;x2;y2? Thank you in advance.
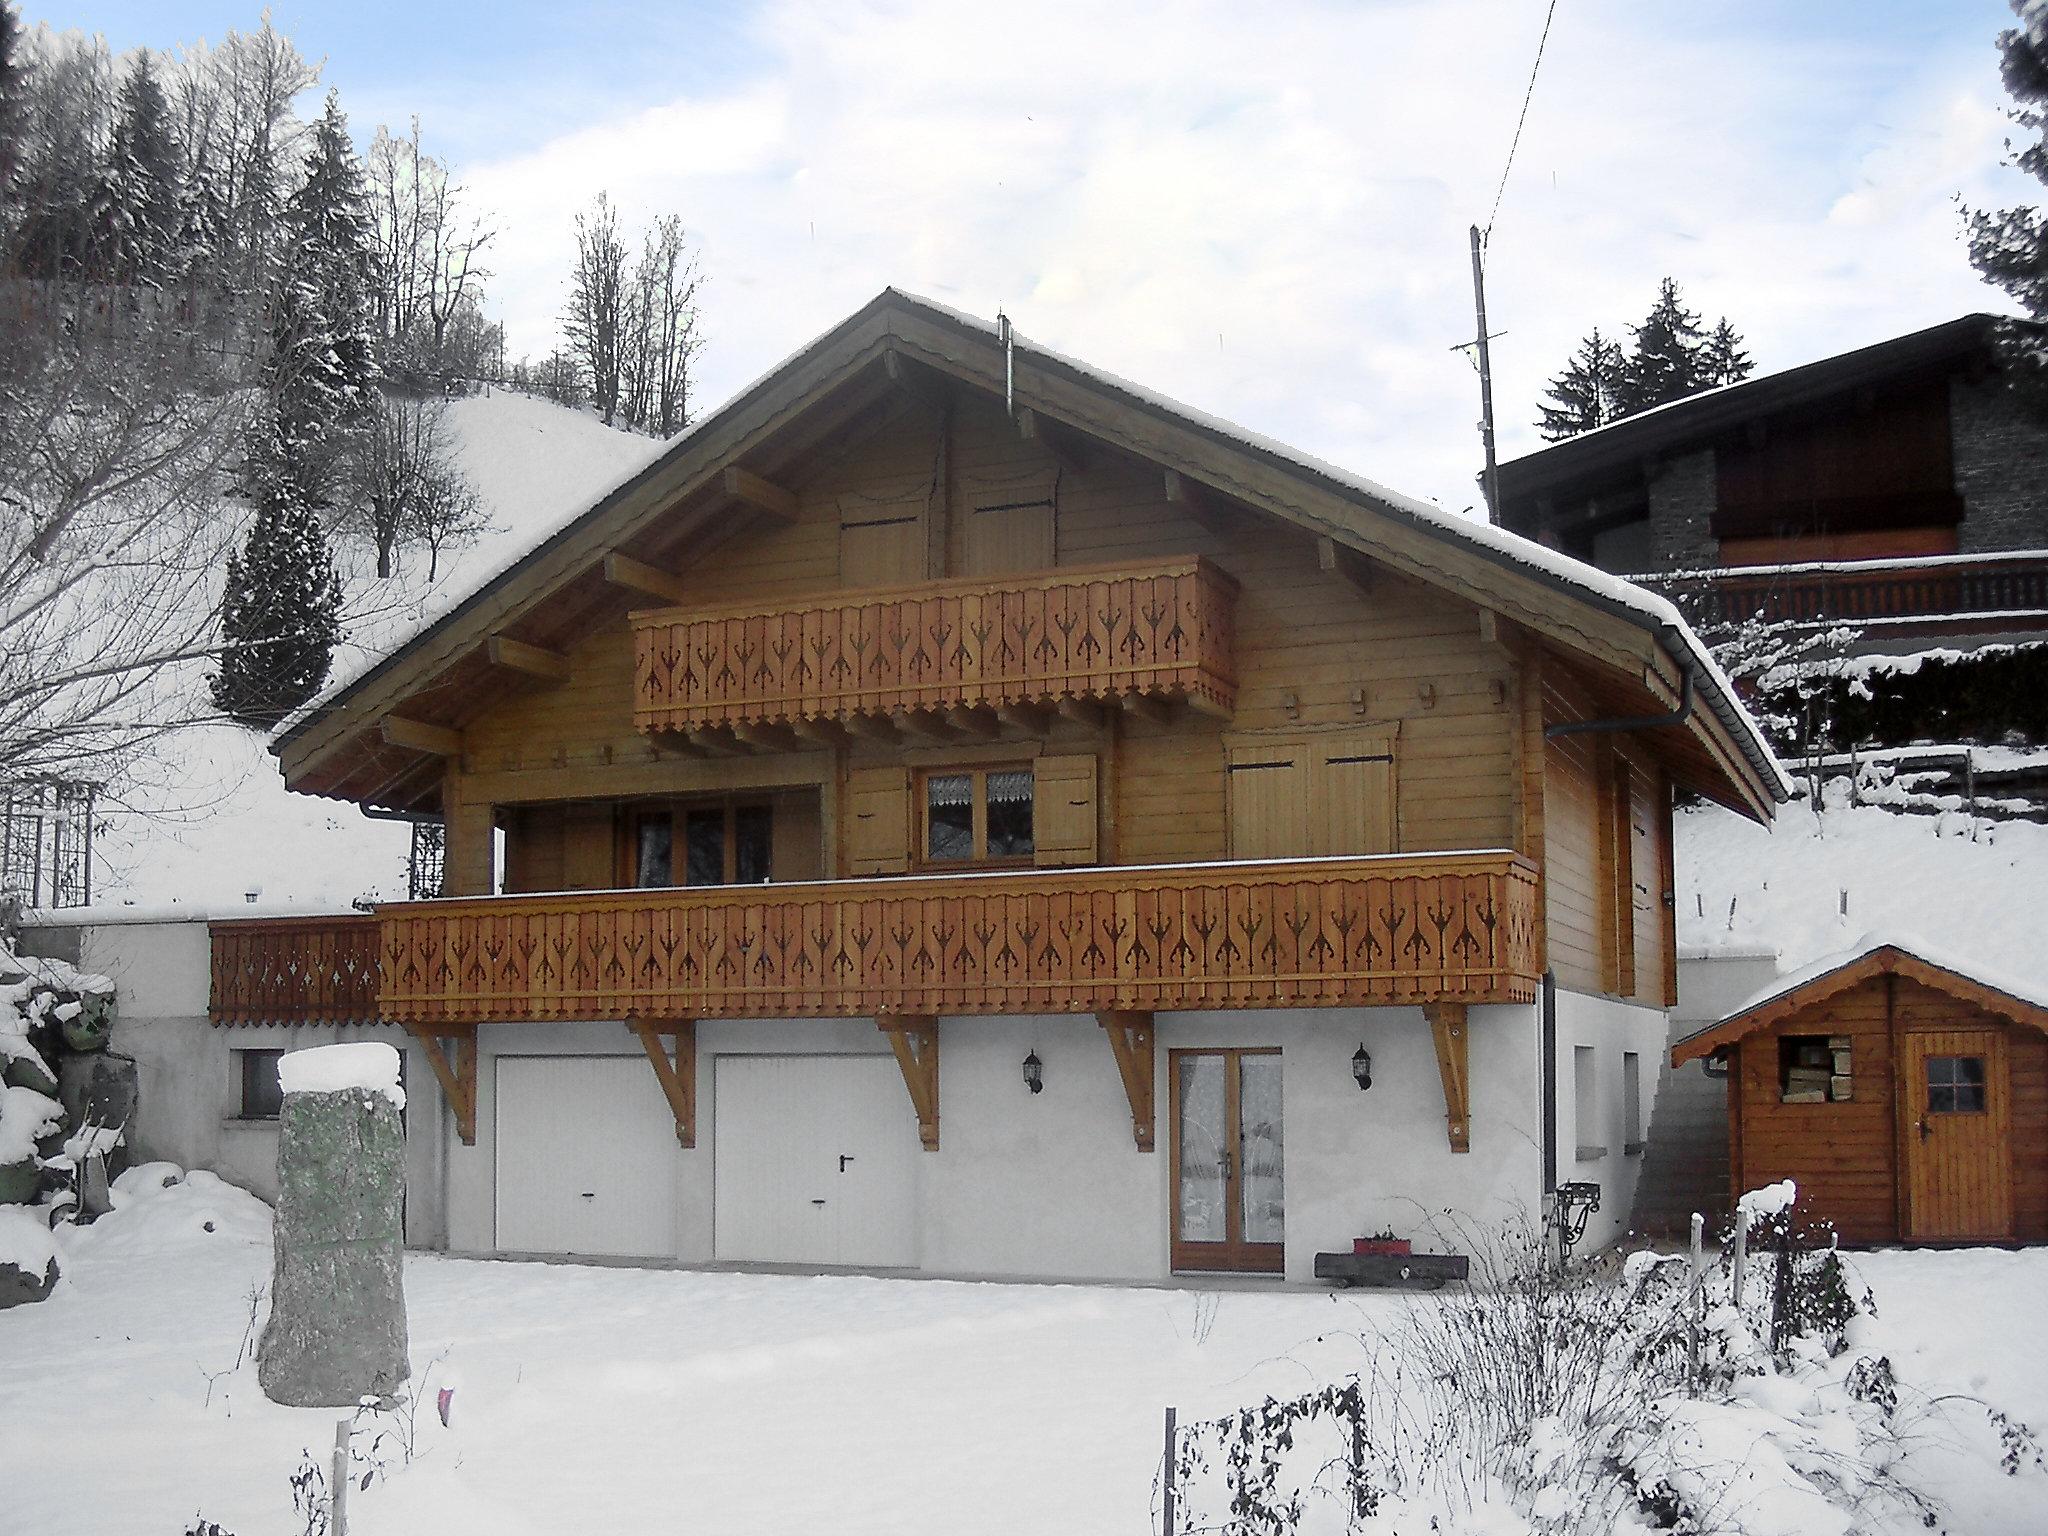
1171;1049;1284;1273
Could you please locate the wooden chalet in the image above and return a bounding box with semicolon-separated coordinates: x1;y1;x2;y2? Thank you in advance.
210;290;1785;1279
1673;937;2048;1246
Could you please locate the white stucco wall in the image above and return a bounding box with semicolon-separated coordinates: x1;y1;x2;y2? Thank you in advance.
444;1003;1544;1284
1551;987;1670;1252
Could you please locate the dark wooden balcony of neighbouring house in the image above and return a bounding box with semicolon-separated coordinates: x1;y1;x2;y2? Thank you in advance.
1640;551;2048;636
628;556;1240;748
209;851;1541;1029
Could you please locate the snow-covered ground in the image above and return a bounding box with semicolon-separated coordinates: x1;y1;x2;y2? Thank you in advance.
1677;792;2048;978
2;1170;2043;1535
84;391;660;912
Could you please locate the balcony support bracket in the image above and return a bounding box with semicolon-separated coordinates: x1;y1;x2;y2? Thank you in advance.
405;1022;479;1147
1423;1001;1471;1153
1098;1009;1156;1151
878;1016;940;1151
629;1019;697;1148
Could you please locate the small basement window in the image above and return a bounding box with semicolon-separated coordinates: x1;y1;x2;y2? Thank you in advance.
1622;1051;1645;1155
235;1048;285;1121
1573;1045;1605;1161
1778;1034;1852;1104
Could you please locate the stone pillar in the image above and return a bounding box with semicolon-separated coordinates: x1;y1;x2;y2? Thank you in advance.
258;1055;410;1407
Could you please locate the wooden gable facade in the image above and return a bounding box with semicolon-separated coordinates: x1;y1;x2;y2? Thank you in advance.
1674;943;2048;1245
216;291;1783;1160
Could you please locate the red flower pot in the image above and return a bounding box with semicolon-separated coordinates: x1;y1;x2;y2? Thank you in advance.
1353;1237;1412;1257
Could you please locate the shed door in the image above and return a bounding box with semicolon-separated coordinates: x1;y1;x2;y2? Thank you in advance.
1902;1029;2013;1242
713;1055;919;1267
495;1056;679;1258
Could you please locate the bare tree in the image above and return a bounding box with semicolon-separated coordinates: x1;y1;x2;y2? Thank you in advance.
365;117;493;382
638;213;703;437
562;191;626;425
342;391;489;579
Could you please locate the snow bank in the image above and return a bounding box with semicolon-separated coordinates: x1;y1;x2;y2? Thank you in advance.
62;1165;270;1259
0;1083;64;1163
0;1204;57;1275
277;1041;404;1105
1737;1179;1798;1227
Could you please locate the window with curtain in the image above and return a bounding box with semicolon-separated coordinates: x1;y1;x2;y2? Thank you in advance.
921;766;1034;864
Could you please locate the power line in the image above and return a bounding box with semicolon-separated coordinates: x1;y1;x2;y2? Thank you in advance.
1483;0;1561;244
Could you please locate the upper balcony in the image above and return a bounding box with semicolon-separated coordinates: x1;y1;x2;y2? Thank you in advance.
629;555;1240;744
208;851;1540;1029
1640;551;2048;639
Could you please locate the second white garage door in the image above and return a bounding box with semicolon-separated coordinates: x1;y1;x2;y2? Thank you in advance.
495;1055;680;1259
713;1054;920;1268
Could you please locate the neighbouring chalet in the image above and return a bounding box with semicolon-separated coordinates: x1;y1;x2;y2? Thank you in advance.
1496;314;2048;647
1673;937;2048;1246
206;290;1787;1280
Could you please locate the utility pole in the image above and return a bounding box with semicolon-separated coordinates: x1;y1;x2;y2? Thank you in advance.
1468;224;1500;521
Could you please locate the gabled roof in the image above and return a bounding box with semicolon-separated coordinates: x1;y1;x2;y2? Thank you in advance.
1497;313;1998;513
272;288;1790;817
1672;930;2048;1065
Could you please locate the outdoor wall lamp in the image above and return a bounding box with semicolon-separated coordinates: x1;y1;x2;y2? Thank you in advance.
1022;1050;1044;1094
1351;1044;1373;1091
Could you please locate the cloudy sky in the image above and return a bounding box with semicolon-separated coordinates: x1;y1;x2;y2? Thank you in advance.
34;0;2033;513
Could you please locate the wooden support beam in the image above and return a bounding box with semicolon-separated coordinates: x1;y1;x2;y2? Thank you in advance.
1055;698;1105;730
1016;407;1091;474
602;551;691;605
723;465;801;522
948;705;1002;740
483;634;571;685
1163;469;1239;535
996;703;1054;734
882;348;953;414
1183;691;1232;721
789;717;851;749
843;713;903;745
1097;1010;1156;1151
651;728;715;759
1316;535;1375;597
1423;1001;1471;1154
731;720;801;753
382;715;464;758
629;1019;697;1148
877;1016;940;1150
685;726;750;757
1119;693;1171;727
893;709;960;743
407;1023;478;1146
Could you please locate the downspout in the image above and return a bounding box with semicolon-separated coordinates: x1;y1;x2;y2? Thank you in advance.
1541;970;1558;1196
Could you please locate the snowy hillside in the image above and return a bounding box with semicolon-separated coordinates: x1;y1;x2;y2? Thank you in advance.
82;392;660;913
1677;789;2048;982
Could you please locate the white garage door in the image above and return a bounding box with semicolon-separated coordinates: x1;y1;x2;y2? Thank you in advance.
714;1055;919;1268
495;1055;679;1258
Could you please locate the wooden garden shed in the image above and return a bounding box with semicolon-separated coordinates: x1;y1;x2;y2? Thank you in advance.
1673;937;2048;1246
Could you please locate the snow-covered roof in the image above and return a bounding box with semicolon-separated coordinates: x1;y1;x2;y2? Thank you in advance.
273;288;1790;806
1672;928;2048;1064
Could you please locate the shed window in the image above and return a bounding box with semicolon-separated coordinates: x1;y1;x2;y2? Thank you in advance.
1778;1034;1851;1103
1926;1055;1987;1115
236;1049;285;1121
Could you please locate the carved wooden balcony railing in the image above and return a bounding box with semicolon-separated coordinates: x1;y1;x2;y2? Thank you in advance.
630;556;1240;736
369;852;1540;1025
209;913;382;1027
1641;551;2048;634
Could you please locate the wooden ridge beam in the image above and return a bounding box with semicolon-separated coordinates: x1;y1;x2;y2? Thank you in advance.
483;634;570;685
877;1016;940;1150
1423;1002;1470;1153
882;347;953;414
723;465;801;523
1098;1010;1155;1151
603;551;691;606
407;1022;478;1146
382;715;464;758
629;1019;697;1147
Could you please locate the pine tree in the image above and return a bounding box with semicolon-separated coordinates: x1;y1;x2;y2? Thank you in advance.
94;54;184;285
1616;278;1710;415
280;90;380;428
1967;1;2048;414
1700;318;1754;388
0;4;26;231
1536;328;1626;440
212;419;344;728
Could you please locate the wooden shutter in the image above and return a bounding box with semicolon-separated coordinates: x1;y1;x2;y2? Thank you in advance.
960;499;1055;576
840;496;926;587
1032;754;1098;866
562;802;618;891
847;765;911;874
1602;747;1636;997
503;805;565;894
1226;739;1311;859
1310;727;1397;855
